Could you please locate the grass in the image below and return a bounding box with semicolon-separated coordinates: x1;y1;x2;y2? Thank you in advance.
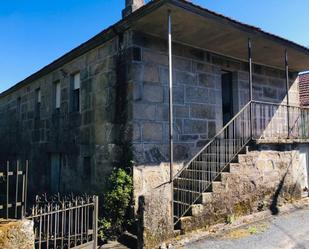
223;222;269;239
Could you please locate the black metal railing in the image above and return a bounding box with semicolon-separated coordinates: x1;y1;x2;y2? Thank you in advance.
173;101;252;225
173;100;309;226
0;160;28;219
28;194;98;249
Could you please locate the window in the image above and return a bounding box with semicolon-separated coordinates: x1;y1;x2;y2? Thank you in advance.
132;47;142;61
72;73;80;112
54;81;61;109
35;88;41;118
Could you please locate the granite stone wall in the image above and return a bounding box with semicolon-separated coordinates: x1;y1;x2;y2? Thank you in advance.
129;32;299;165
0;219;34;249
0;33;132;195
133;146;306;247
0;29;301;197
180;146;304;233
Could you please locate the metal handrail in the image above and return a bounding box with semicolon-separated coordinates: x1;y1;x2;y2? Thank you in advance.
173;100;309;226
252;100;309;109
173;101;252;225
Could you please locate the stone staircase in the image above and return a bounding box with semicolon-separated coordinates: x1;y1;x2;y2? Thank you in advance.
173;101;253;228
174;150;250;231
172;100;309;232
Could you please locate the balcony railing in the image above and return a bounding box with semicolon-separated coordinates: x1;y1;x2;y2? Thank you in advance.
252;100;309;142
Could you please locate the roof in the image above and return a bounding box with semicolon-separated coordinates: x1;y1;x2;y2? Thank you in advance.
1;0;309;97
300;73;309;106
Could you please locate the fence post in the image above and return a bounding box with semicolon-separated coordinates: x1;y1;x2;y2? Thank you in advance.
93;196;98;249
15;160;19;219
6;161;9;219
25;160;28;217
285;50;290;138
248;39;253;139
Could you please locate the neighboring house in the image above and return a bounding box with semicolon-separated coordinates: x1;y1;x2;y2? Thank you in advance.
1;0;309;247
299;72;309;106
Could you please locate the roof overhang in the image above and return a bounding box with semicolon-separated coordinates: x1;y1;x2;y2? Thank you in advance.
132;0;309;72
2;0;309;97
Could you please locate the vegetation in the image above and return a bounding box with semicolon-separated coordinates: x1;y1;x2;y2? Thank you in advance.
98;168;133;241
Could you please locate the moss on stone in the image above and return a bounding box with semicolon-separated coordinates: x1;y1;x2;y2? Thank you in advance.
233;200;252;217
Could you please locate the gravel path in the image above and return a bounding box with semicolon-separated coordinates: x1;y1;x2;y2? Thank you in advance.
185;207;309;249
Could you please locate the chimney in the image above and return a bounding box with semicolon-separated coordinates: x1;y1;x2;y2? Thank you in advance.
122;0;145;18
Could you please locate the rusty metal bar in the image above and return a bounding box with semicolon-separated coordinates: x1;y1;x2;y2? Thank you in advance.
25;160;28;215
6;161;9;219
168;8;174;227
248;38;253;138
15;160;19;218
285;49;290;137
93;196;98;249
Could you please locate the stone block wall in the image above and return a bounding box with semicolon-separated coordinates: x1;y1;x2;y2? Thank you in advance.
180;146;304;233
130;32;222;164
133;163;183;249
0;33;131;195
0;28;301;197
129;32;299;165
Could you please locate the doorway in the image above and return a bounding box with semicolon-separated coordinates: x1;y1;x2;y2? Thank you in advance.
221;71;234;126
50;153;61;193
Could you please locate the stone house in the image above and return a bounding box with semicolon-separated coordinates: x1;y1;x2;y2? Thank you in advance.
1;0;309;247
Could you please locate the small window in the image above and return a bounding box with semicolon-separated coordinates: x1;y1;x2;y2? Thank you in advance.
72;73;80;112
132;47;142;61
54;81;61;109
35;88;41;118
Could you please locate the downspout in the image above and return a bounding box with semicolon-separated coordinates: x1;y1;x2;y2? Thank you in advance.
248;38;253;138
285;50;290;138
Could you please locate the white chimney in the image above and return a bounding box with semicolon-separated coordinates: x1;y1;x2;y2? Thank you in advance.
122;0;145;18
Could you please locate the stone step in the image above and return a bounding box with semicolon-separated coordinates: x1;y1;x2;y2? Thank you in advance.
217;172;230;183
202;192;213;204
211;181;226;193
229;162;241;173
190;204;204;217
237;154;248;163
178;215;208;234
178;216;195;233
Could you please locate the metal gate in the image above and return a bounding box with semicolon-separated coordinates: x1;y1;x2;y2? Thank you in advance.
29;195;98;249
0;160;28;219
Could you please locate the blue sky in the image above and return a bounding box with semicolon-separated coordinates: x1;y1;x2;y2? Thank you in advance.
1;0;309;93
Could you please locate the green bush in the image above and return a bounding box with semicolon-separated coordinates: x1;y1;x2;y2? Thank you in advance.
98;168;133;241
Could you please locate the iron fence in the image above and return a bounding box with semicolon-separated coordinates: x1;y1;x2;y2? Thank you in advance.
0;160;28;219
28;194;98;249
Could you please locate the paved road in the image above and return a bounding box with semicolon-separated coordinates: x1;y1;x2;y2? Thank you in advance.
185;207;309;249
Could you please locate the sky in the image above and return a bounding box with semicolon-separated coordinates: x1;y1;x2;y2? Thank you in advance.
0;0;309;93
